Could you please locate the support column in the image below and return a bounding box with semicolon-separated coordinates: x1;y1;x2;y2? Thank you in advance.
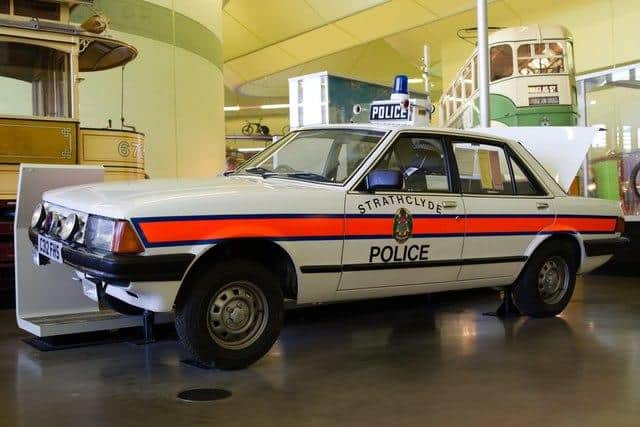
73;0;225;178
477;0;490;127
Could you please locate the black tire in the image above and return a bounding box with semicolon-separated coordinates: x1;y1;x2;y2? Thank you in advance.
241;123;253;136
103;294;144;316
512;240;577;318
175;260;284;370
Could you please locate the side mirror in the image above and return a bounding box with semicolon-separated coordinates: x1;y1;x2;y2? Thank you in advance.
365;170;403;192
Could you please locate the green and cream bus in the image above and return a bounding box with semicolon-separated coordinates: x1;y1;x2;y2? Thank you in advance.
440;25;578;129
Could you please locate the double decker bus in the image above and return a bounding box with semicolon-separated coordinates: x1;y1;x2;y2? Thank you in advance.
440;25;578;129
0;0;145;305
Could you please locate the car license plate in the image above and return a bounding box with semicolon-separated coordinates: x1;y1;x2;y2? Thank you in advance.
38;234;63;264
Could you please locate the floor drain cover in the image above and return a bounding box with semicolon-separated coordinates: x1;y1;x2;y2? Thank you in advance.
177;388;232;402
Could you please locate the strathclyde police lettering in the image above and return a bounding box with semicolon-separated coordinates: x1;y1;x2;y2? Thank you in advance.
369;244;430;263
358;195;442;214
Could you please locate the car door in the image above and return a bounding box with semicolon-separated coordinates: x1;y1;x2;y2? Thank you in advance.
339;132;465;291
450;137;556;281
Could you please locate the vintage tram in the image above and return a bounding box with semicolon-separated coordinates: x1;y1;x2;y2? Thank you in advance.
440;25;578;129
0;0;145;305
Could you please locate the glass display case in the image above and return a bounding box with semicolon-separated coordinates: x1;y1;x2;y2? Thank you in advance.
577;64;640;219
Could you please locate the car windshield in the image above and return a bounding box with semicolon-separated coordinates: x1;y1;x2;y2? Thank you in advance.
236;129;385;183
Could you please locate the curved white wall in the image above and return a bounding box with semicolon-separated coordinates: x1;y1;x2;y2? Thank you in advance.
73;0;224;178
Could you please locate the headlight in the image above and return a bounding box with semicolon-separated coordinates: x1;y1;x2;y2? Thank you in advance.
31;203;45;229
85;216;116;251
59;213;79;241
85;216;143;254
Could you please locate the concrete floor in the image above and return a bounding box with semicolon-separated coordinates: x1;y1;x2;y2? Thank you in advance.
1;274;640;427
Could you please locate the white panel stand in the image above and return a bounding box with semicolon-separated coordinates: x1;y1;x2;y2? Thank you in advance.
14;164;144;337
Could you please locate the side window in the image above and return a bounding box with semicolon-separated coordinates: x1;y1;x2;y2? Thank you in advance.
335;139;378;182
452;141;513;195
509;156;544;196
372;135;452;193
518;42;565;75
490;44;513;81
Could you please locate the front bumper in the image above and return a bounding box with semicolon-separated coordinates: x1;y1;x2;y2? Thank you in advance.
583;236;630;257
29;229;194;285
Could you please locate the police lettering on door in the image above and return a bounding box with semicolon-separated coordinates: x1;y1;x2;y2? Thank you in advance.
369;102;409;121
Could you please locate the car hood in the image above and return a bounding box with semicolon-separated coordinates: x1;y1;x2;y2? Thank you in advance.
43;175;344;219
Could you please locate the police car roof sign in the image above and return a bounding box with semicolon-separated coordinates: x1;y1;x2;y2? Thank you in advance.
366;75;431;127
369;101;411;123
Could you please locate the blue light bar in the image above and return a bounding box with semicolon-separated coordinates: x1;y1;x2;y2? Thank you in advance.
392;75;409;95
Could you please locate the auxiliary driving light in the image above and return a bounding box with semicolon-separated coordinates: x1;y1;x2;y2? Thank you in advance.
59;213;79;241
31;203;45;229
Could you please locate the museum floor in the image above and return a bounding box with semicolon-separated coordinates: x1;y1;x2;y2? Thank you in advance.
1;274;639;427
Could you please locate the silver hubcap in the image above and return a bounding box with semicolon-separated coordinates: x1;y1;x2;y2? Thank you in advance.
207;281;268;350
537;256;569;305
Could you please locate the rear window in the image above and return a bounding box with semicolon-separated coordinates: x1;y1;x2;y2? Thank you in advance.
452;140;547;196
453;142;513;195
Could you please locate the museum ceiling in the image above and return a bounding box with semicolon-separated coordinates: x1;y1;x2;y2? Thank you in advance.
222;0;635;108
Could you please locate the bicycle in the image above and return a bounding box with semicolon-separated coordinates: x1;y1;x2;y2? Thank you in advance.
241;119;270;136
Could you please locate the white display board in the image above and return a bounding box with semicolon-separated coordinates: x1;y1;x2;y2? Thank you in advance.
288;71;328;128
14;164;142;337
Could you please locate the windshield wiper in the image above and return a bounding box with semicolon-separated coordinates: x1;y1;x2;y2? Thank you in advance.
243;168;330;182
243;166;277;177
284;172;330;182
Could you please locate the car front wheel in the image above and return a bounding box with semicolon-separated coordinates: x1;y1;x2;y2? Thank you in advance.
512;241;577;318
175;260;284;370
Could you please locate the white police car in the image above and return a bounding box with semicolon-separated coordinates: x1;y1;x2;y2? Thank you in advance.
29;80;627;369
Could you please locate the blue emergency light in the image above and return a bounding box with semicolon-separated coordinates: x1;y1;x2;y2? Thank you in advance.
392;75;409;95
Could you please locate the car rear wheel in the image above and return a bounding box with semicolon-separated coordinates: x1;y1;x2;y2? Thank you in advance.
175;260;283;370
512;240;577;318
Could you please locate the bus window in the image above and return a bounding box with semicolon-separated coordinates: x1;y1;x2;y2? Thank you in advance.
0;0;8;14
462;65;473;98
447;87;455;117
473;56;478;90
490;44;513;81
13;0;61;21
518;42;565;75
517;44;531;74
566;41;575;74
0;41;71;118
454;79;463;106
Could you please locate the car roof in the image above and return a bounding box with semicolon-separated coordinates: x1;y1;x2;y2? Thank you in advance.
282;124;565;197
295;124;517;146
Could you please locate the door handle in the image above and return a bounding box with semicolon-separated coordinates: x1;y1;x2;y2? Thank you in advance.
442;200;458;209
536;202;549;210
